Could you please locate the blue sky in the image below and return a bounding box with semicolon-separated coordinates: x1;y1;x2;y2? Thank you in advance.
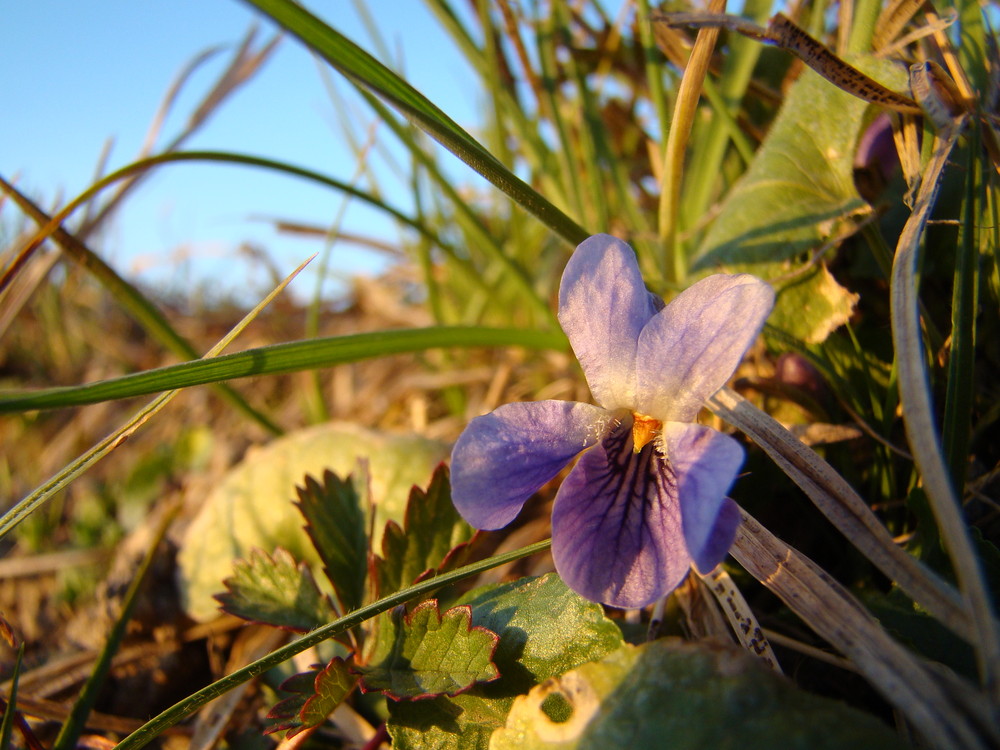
1;1;482;303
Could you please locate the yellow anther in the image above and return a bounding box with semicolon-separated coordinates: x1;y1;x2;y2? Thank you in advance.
631;413;662;453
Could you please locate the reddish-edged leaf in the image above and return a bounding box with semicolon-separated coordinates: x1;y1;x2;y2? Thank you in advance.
267;657;358;737
296;469;369;614
358;600;499;699
373;464;473;598
216;547;335;632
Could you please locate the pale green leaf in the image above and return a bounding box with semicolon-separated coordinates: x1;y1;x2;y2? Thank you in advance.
176;423;448;621
492;639;909;750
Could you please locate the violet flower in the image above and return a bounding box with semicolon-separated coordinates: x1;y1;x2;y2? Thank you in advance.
451;235;775;608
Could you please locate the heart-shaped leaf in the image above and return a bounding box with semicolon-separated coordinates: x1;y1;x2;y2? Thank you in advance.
493;639;909;749
691;58;909;344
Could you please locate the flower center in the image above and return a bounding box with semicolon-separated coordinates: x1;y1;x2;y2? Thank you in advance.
631;412;662;453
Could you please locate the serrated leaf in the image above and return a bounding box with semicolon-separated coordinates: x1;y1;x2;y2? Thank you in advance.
296;469;368;614
267;657;358;738
374;464;474;598
215;548;336;632
358;601;499;699
176;422;449;621
266;671;315;735
387;573;624;750
492;639;908;750
692;58;908;344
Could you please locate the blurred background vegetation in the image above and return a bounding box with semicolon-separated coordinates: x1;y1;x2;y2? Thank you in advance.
0;0;997;746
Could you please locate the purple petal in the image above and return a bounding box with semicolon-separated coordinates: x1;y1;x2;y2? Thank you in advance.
635;274;774;422
551;417;691;608
558;234;661;411
662;422;744;573
450;400;615;530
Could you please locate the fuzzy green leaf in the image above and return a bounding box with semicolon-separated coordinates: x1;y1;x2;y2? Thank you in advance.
374;464;474;598
387;573;624;750
359;601;499;699
493;639;909;749
296;469;368;614
216;548;336;632
267;657;358;738
692;59;908;344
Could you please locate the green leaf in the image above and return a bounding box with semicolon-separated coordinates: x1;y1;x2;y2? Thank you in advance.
492;639;910;750
374;464;474;598
0;643;24;750
216;548;336;632
176;422;449;621
295;470;368;614
691;59;908;344
115;540;552;750
387;573;624;750
359;601;499;699
267;657;359;738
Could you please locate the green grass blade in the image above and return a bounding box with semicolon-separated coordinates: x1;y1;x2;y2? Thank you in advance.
6;149;499;328
680;0;767;230
0;327;567;414
0;644;24;750
942;129;981;488
239;0;589;247
51;508;177;750
0;176;282;436
890;122;1000;696
113;538;552;750
353;89;554;326
0;258;312;541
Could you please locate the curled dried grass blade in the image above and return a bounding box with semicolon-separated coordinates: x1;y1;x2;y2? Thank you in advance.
708;387;971;638
732;510;999;749
652;11;922;114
